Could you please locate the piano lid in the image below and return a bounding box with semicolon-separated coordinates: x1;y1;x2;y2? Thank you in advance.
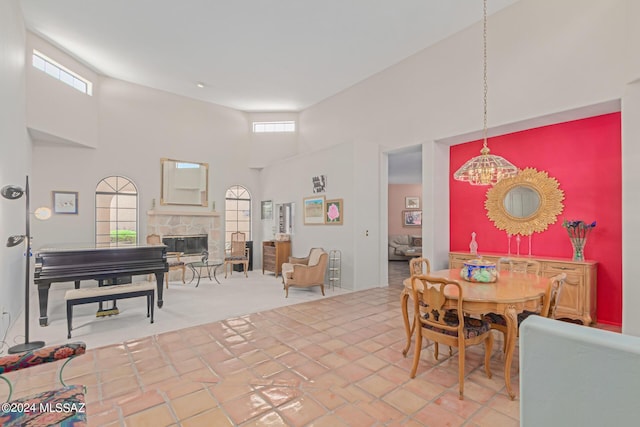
36;243;166;253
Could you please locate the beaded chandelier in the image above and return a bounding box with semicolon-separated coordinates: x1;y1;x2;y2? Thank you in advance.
453;0;517;185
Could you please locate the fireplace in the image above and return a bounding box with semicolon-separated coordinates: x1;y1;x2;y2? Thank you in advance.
147;210;221;262
162;234;208;255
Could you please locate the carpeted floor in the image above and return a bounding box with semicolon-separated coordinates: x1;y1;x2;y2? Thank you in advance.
4;261;410;352
3;269;351;351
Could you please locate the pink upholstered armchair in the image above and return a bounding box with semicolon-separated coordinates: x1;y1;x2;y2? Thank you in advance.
281;248;328;297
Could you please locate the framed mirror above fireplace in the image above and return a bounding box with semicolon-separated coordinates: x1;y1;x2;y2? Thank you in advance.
160;158;209;206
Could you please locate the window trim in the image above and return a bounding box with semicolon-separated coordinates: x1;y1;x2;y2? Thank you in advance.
252;121;296;133
225;185;252;247
32;49;93;96
95;176;138;247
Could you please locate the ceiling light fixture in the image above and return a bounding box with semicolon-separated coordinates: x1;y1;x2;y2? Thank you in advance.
196;82;205;88
453;0;517;186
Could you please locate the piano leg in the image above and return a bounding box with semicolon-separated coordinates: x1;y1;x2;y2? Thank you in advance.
37;283;51;326
155;272;164;308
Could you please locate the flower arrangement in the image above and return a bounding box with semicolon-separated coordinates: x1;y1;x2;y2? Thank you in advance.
562;220;596;261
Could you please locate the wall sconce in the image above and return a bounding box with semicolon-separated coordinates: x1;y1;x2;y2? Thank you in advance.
1;176;46;353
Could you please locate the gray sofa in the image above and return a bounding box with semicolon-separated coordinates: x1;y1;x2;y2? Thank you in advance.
388;234;422;261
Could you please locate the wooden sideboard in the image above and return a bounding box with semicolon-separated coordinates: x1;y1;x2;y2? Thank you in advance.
449;251;598;325
262;240;291;278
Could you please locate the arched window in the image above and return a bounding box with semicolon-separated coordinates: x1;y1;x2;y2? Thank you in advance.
95;176;138;247
225;185;251;245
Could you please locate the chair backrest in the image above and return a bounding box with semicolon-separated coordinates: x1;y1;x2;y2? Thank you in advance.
230;232;246;256
201;250;209;263
411;274;464;337
308;248;325;266
542;273;566;318
310;251;329;281
409;257;431;276
498;257;541;275
146;234;161;245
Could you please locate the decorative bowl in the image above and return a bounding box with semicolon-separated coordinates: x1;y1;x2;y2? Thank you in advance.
460;259;498;283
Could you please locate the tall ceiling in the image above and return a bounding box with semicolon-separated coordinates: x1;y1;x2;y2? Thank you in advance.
20;0;520;112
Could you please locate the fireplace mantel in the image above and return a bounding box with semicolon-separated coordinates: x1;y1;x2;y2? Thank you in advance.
147;210;220;217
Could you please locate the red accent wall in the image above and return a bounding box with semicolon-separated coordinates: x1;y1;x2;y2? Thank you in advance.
450;113;621;326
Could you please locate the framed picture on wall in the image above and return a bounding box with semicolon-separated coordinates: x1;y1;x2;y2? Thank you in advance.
402;210;421;227
53;191;78;214
303;196;325;224
405;196;420;209
261;200;273;220
325;198;343;225
312;175;327;193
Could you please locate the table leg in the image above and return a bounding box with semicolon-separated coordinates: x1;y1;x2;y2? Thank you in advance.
195;266;202;287
401;288;412;356
503;304;518;400
187;264;197;284
211;265;221;284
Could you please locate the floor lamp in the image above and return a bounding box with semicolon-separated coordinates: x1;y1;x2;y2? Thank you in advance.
1;175;46;353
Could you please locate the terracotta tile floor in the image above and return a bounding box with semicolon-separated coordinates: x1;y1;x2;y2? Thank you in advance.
1;283;540;427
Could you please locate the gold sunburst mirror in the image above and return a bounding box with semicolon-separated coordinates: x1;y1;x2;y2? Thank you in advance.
485;168;564;236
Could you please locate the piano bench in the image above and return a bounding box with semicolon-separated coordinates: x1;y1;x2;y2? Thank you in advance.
65;282;156;338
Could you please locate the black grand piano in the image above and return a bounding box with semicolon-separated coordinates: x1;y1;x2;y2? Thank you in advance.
34;244;168;326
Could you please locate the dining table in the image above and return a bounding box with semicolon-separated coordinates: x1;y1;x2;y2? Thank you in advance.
401;268;550;400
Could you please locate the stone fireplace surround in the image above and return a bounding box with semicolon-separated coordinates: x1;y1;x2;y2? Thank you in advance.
147;210;221;281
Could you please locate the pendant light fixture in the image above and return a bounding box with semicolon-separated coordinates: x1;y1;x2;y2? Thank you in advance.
453;0;518;185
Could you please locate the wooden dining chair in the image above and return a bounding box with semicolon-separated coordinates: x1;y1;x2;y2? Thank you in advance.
497;257;541;275
410;274;493;400
224;232;249;278
146;234;185;288
483;273;566;352
409;257;431;276
402;257;432;356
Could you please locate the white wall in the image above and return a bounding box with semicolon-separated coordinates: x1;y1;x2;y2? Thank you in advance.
247;112;299;169
259;142;356;288
26;33;99;148
300;0;625;154
0;0;30;335
30;75;264;250
620;0;640;336
520;316;640;425
621;81;640;335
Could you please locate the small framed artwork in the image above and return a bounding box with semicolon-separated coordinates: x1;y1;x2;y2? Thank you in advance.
303;196;325;225
312;175;327;194
261;200;273;220
402;210;422;227
405;196;420;209
325;198;343;225
53;191;78;214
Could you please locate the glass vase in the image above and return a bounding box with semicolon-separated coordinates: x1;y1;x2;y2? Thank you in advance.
570;238;586;261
